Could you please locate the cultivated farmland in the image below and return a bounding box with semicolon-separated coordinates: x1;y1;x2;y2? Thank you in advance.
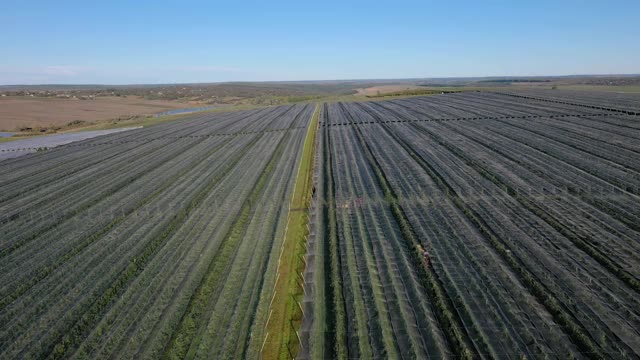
0;104;315;359
301;92;640;359
1;90;639;360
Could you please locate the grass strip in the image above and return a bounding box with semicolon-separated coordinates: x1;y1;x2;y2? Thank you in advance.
262;103;320;359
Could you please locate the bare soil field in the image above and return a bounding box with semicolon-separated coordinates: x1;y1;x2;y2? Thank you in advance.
355;84;423;96
0;96;191;131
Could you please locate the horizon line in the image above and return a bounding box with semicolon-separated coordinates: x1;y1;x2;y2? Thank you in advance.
1;73;639;88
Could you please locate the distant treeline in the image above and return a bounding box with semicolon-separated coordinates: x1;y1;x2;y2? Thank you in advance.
478;79;552;83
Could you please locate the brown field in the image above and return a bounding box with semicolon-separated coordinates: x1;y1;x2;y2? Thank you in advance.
0;96;192;131
355;84;422;96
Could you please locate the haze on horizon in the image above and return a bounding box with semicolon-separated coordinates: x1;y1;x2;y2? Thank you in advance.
2;0;639;85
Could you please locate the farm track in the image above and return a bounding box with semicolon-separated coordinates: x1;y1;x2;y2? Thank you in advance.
261;104;320;360
302;92;640;359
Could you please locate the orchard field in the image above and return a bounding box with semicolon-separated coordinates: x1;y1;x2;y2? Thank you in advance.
0;104;315;359
301;92;640;359
1;90;639;359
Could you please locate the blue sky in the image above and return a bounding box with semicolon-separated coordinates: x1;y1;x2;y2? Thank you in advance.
1;0;639;84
